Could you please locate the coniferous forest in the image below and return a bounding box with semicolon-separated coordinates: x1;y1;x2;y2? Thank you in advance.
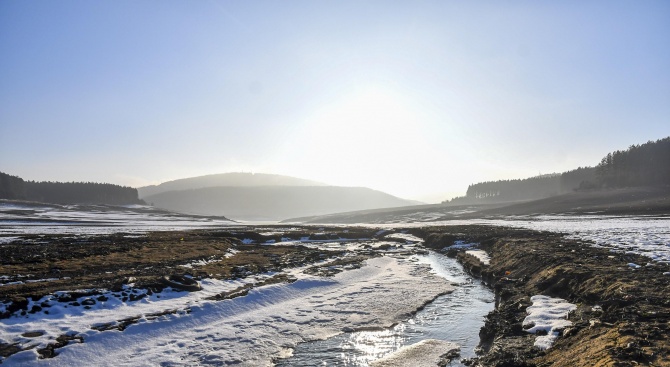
596;137;670;188
447;137;669;204
0;172;143;205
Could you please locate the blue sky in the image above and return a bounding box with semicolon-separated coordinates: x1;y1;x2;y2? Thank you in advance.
1;1;668;202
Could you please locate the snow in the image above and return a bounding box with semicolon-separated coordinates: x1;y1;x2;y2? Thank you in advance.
1;256;453;366
384;233;424;243
369;339;459;367
0;202;234;237
368;215;670;263
179;254;234;269
496;215;670;263
0;237;19;244
522;295;576;350
465;250;491;265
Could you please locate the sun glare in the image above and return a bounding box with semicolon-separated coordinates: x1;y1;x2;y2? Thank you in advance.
275;85;436;196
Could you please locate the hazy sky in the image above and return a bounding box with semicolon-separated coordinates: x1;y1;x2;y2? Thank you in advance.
1;1;668;203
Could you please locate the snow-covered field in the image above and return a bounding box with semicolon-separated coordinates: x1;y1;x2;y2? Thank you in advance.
4;202;668;264
3;202;669;365
373;215;670;263
492;215;670;263
1;256;452;366
0;202;234;237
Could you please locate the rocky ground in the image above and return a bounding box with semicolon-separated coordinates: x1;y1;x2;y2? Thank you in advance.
417;225;670;367
2;224;669;366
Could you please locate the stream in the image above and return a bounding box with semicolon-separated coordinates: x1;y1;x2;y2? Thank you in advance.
275;252;494;366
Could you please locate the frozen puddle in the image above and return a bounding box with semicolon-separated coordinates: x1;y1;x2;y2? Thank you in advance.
1;256;452;366
276;252;495;367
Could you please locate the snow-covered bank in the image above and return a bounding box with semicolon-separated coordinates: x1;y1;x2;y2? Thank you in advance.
522;295;576;350
373;215;670;263
2;256;453;366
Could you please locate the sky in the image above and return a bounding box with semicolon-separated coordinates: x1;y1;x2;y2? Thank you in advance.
1;1;669;203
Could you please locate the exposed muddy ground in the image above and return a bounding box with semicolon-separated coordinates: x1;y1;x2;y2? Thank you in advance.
0;227;385;309
0;226;410;361
2;224;669;366
417;225;670;367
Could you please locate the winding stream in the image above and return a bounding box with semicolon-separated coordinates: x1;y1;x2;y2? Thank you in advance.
276;252;494;366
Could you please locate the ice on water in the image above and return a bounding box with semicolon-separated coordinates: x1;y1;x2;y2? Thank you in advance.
1;257;453;366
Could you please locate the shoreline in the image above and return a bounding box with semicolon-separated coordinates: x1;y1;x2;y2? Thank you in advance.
417;225;670;367
0;227;451;365
2;224;669;365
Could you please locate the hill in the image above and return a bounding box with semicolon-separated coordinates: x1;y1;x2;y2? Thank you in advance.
142;185;418;221
284;186;670;224
446;136;669;206
137;172;327;198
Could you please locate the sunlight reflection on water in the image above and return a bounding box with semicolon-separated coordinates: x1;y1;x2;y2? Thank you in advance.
276;252;494;366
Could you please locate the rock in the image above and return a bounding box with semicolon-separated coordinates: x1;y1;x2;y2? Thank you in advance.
29;305;42;313
160;275;201;292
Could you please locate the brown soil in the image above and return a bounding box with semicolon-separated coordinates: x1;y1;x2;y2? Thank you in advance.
2;224;668;366
0;226;386;360
417;225;670;367
0;227;380;317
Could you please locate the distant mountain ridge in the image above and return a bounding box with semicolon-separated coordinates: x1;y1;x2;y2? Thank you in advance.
142;185;418;221
138;172;327;198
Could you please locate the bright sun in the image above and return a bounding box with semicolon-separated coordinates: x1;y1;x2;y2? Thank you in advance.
274;85;438;198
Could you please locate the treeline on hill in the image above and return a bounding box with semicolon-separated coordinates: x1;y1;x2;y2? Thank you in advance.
0;172;143;205
447;136;670;204
596;137;670;187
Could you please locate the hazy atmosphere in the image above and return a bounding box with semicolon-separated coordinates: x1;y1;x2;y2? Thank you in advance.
1;1;669;202
2;3;670;366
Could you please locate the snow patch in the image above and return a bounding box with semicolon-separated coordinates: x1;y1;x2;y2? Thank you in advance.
384;233;424;243
523;295;576;350
465;250;491;265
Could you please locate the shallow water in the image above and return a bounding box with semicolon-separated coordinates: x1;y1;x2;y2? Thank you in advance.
276;252;494;366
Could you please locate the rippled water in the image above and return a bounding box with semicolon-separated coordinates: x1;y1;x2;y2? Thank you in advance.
276;252;494;366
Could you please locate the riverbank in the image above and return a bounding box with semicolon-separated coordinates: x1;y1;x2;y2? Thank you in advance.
0;227;453;365
2;224;669;366
417;225;670;367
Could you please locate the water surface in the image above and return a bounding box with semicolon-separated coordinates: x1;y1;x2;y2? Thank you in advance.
276;252;494;366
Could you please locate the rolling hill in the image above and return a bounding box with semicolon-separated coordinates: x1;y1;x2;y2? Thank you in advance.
137;172;327;198
142;185;419;221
